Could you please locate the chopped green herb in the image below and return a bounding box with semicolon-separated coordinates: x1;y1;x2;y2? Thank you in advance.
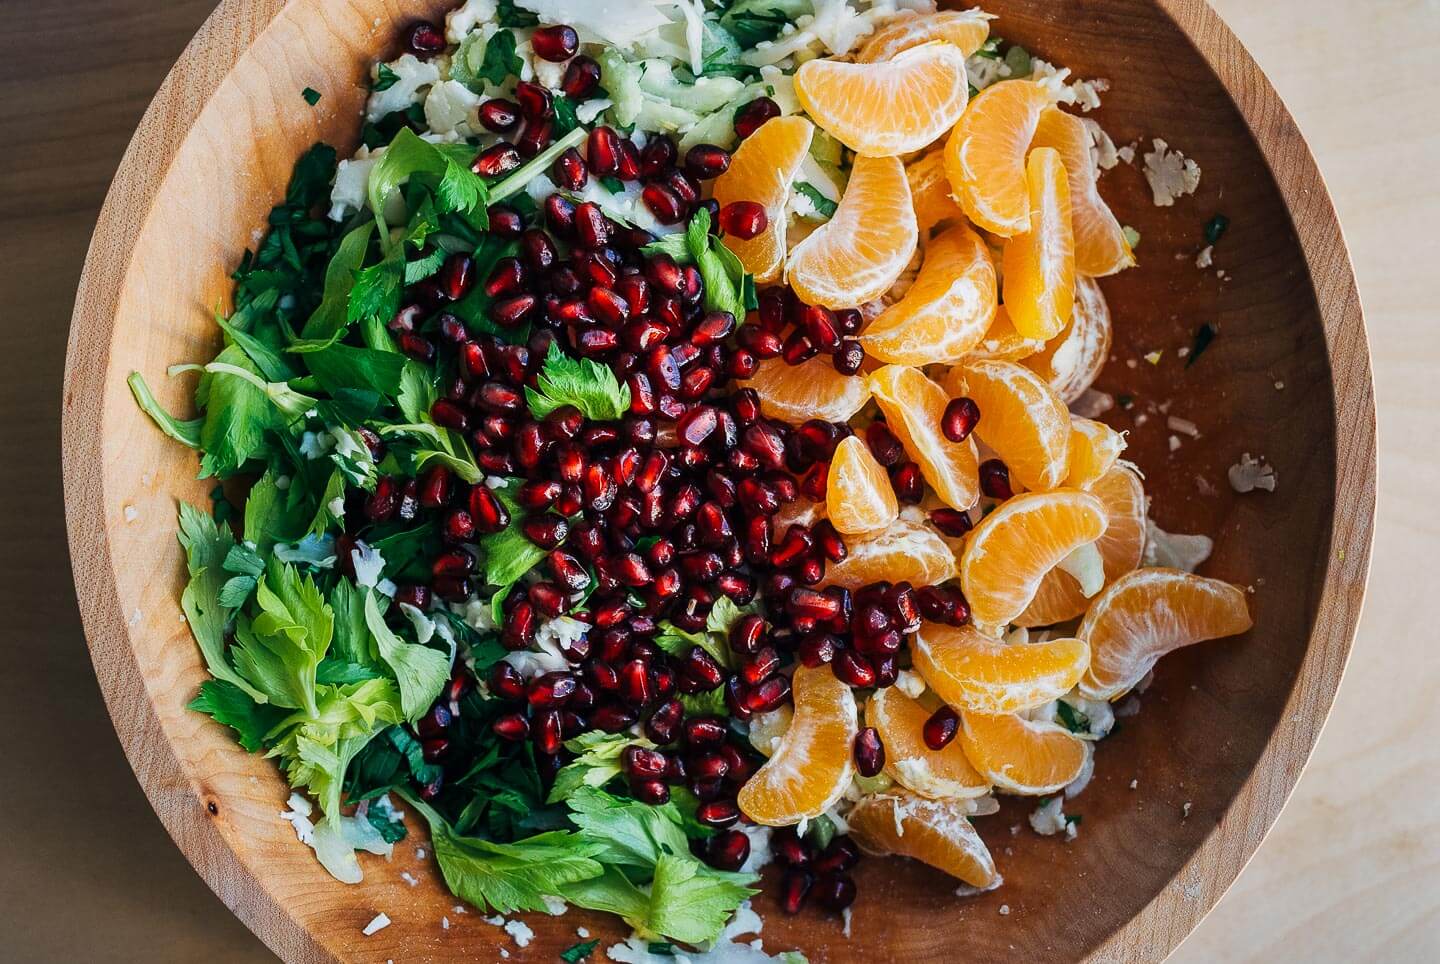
1055;700;1090;734
561;939;601;963
495;0;539;27
600;175;626;194
476;29;524;87
372;64;399;92
302;87;322;106
795;182;838;219
1117;393;1134;409
526;342;632;421
1204;213;1230;246
1185;322;1217;369
1122;225;1142;250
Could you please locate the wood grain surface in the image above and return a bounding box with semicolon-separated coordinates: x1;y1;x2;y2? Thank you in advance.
0;1;1429;963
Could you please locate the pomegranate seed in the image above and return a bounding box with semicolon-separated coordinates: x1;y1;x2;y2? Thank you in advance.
588;126;622;176
431;549;472;576
865;422;905;466
561;55;602;99
798;632;840;667
363;476;398;522
770;524;813;567
834;308;864;334
644;699;684;744
638;136;677;177
781;869;814;914
502;600;539;650
833;650;876;688
676;405;717;446
528;671;577;709
612;552;651;587
488;204;525;236
942;396;981;442
492;712;530;741
781;328;818;365
812;519;848;564
478;98;521;133
488;663;525;702
522;514;569;549
641;182;686;224
853;727;885;777
593;702;639;732
620;658;653;706
930;507;974;537
833;339;865;375
743;675;791;713
801;305;841;351
631;779;670;804
980;458;1014;499
741;421;787;468
665;170;702;206
815;872;858;911
528;581;567;617
787;587;840;621
520;120;558;156
682;647;725;689
530;23;579;61
796;419;840;460
514;81;554;121
520;229;558;271
696;799;741;828
733;96;781;139
891;462;924;503
468;485;511;533
622;745;669;778
774;829;812;867
472;143;522;178
551;147;589;191
684;144;731;180
405;21;445;56
741;647;781;687
814;838;861;874
923;706;960;750
690;310;737;346
721;615;764;657
397;333;435;361
531;708;563;754
436;253;475;301
442;508;476;543
393;583;431;611
682;716;726;749
707;829;751;871
718;201;767;239
574;202;612;249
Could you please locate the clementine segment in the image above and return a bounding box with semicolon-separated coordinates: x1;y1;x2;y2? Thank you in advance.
711;115;814;283
746;355;872;425
945;80;1050;236
819;516;958;590
856;9;994;63
966;304;1046;362
849;792;999;888
944;358;1071;491
1078;568;1253;700
1023;275;1112;403
860;223;997;365
794;42;971;157
1002;147;1075;340
1064;417;1126;489
912;621;1090;715
737;665;858;826
959;490;1108;630
906;149;967;234
867;686;990;799
869;365;981;511
827;435;900;535
958;710;1090;795
785;154;919;308
1030;106;1135;277
1019;465;1147;627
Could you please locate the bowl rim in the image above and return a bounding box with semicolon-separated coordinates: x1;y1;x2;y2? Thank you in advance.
60;0;1377;960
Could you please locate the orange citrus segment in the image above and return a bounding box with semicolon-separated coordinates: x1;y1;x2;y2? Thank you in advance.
819;516;957;590
966;304;1046;362
794;42;971;157
1019;465;1147;627
958;710;1090;795
856;9;994;62
1022;275;1112;403
944;358;1071;491
711;115;814;283
945;80;1050;236
746;355;872;425
912;622;1091;714
849;792;999;888
737;665;858;826
785;155;919;308
959;490;1108;629
828;435;899;535
1064;417;1126;489
867;687;990;799
1078;568;1254;700
1030;106;1135;277
869;365;980;511
906;150;967;234
860;223;997;365
1001;147;1075;340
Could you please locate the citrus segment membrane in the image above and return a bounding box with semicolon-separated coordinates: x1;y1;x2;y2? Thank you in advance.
819;516;958;590
1030;106;1135;277
958;710;1090;795
869;365;981;511
828;435;900;535
848;792;1000;888
746;355;872;425
912;621;1090;715
944;358;1071;491
857;9;995;63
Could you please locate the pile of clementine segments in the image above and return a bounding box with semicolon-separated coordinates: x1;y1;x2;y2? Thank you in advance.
721;6;1253;895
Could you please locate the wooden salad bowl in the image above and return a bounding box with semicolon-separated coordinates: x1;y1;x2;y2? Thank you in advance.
61;0;1376;960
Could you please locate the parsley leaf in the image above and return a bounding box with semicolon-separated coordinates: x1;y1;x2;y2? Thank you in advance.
363;589;450;721
561;939;601;963
405;793;605;915
548;731;653;804
188;679;288;752
192;345;282;477
229;558;334;717
720;0;805;48
1204;213;1230;246
479;481;553;586
177;503;267;702
372;63;400;92
795;181;838;219
302;87;322;106
681;207;753;318
1055;700;1090;734
379;422;484;483
495;0;539;27
348;249;404;326
525;342;631;420
302;222;375;341
128;372;202;449
477;29;523;86
302;342;407;398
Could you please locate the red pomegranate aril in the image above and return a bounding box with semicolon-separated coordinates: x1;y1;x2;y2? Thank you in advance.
573;201;611;249
544;193;577;236
707;829;751;871
550;147;589;191
942;396;981;443
865;422;905;466
528;581;568;617
814;837;861;874
488;204;525;237
980;458;1014;499
514;80;554;121
801;305;841;351
787;586;840;621
682;647;726;689
892;462;924;503
388;303;423;334
782;328;818;365
815;872;858;911
718;200;768;240
631;778;670;805
530;708;563;755
431;549;472;577
922;705;960;750
574;326;621;357
478;98;521;134
502;600;539;650
520;118;559;155
717;573;756;604
475;382;523;413
796;419;839;459
782;868;814;914
733;96;781;139
438;252;475;300
644;699;685;744
440;508;475;543
638;135;678;177
530;23;579;61
477;451;516;474
492;712;530;741
743;675;791;713
466;485;510;533
640;182;686;225
681;716;726;749
853;726;886;777
594;702;640;733
674;405;716;446
688;310;735;347
522;514;569;550
616;139;643;180
561;54;602;99
619;658;653;706
432;573;473;602
798;632;840;667
472;142;522;177
696;502;732;544
425;398;467;432
692;799;739;829
405;20;445;56
490;662;527;703
664;169;702;206
833;649;876;688
834;307;864;335
611;552;651;587
622;744;669;778
684;143;732;180
587;287;629;326
528;671;577;709
737;326;783;361
930;507;974;537
588;125;622;175
833;339;865;375
363;476;399;522
521;229;558;271
775;829;812;867
398;333;435;361
741;647;781;686
741;421;788;469
393;583;431;612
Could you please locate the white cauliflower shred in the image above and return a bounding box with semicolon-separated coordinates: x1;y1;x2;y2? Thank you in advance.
1228;453;1278;493
1029;796;1077;840
1144;521;1214;572
1142;138;1202;206
366;54;442;122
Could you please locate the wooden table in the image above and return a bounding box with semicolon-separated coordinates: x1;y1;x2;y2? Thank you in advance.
0;1;1433;960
